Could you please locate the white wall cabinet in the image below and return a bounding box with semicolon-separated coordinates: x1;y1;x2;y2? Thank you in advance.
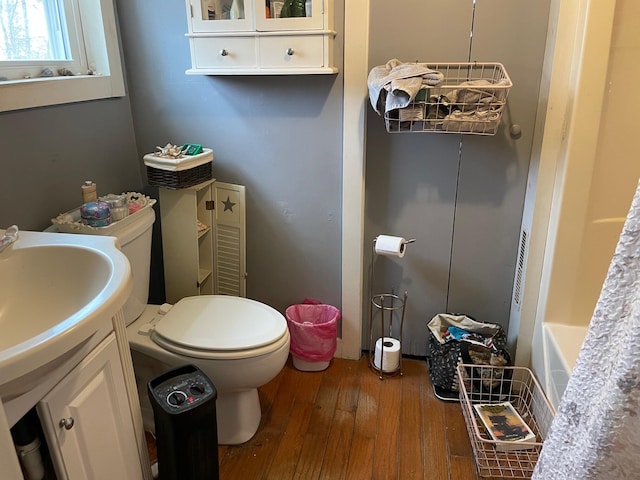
159;180;246;303
184;0;336;74
37;333;144;479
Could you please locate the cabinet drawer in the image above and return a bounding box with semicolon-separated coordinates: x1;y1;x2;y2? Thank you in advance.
191;37;257;68
258;35;324;68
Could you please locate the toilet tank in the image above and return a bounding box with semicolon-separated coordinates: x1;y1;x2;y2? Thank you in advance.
106;206;156;324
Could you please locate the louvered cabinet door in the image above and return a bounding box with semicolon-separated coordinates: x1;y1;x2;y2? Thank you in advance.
212;182;246;297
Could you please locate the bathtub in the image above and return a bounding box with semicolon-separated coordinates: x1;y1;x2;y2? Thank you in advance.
541;323;588;409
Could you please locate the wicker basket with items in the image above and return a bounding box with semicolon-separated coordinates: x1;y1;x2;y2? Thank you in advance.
144;143;214;189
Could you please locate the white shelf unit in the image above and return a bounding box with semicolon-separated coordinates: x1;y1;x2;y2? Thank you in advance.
160;179;216;303
159;179;247;304
184;0;337;75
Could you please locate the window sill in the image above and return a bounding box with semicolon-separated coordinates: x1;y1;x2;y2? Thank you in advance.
0;74;125;112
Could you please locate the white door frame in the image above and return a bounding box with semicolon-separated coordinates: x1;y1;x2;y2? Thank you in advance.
338;0;370;359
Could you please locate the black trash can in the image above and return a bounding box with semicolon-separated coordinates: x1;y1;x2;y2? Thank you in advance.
148;364;219;480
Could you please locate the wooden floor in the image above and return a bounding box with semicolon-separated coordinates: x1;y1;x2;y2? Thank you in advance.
149;355;480;479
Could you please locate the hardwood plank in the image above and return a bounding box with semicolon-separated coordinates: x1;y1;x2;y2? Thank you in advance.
345;435;375;479
292;433;327;480
372;374;401;480
318;409;356;480
218;428;281;480
305;362;342;437
335;357;362;413
290;359;323;406
262;364;301;431
265;402;314;480
399;361;424;480
421;368;451;479
354;356;382;439
444;401;474;458
449;455;478;480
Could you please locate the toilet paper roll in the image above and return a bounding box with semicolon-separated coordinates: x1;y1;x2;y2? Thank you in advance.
375;235;406;258
373;337;401;373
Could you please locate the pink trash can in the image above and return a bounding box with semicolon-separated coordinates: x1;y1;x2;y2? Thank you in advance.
285;302;340;371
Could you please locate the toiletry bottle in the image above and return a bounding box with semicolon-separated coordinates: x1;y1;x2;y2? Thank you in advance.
81;181;97;203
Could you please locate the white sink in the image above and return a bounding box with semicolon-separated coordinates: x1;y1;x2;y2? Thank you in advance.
0;229;132;402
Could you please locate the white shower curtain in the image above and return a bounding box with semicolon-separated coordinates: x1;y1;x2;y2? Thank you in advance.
533;179;640;479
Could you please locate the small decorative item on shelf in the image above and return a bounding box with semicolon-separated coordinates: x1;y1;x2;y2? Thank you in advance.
100;194;129;221
368;60;512;136
80;201;111;227
155;143;184;158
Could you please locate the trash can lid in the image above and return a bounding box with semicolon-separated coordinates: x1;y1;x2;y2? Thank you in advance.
153;296;287;353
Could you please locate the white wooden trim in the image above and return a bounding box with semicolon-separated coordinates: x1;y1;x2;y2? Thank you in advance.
516;0;617;368
338;0;369;359
0;0;125;112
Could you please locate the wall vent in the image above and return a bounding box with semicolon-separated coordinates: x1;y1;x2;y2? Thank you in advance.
513;229;529;306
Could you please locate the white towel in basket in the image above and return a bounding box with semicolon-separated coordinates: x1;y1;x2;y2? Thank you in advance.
368;59;444;115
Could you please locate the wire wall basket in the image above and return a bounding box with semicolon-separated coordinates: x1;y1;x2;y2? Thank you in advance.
384;62;512;135
457;364;555;478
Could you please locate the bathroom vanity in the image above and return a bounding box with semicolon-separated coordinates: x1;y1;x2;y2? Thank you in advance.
1;329;149;479
0;230;151;479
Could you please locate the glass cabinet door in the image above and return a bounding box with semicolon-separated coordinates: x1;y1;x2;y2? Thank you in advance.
256;0;324;31
189;0;253;32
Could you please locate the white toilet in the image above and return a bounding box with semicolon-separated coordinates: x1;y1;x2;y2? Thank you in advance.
96;204;290;445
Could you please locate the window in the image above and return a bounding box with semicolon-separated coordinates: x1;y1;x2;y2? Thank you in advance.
0;0;124;112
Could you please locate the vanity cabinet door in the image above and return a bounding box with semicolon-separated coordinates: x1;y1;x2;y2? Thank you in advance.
37;334;143;480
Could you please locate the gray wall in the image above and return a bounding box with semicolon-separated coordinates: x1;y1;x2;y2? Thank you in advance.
0;98;141;231
115;0;345;313
366;0;551;354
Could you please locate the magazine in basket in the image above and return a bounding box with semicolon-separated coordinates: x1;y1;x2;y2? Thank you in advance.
473;401;536;451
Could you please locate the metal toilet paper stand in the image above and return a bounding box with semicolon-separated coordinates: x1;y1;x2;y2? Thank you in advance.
367;236;414;379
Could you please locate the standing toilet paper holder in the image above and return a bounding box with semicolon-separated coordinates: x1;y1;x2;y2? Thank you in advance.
367;236;415;379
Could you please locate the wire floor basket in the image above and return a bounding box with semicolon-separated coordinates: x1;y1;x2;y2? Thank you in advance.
384;62;512;135
457;364;555;478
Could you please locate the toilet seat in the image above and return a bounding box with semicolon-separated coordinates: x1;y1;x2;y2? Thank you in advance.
151;295;289;360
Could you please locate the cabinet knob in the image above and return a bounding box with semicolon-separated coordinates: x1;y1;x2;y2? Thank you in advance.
220;49;229;57
286;48;294;56
59;417;75;430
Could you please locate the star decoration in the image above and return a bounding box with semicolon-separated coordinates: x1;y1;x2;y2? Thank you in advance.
223;196;236;212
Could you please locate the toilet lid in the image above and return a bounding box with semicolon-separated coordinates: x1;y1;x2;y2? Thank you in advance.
152;296;287;353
